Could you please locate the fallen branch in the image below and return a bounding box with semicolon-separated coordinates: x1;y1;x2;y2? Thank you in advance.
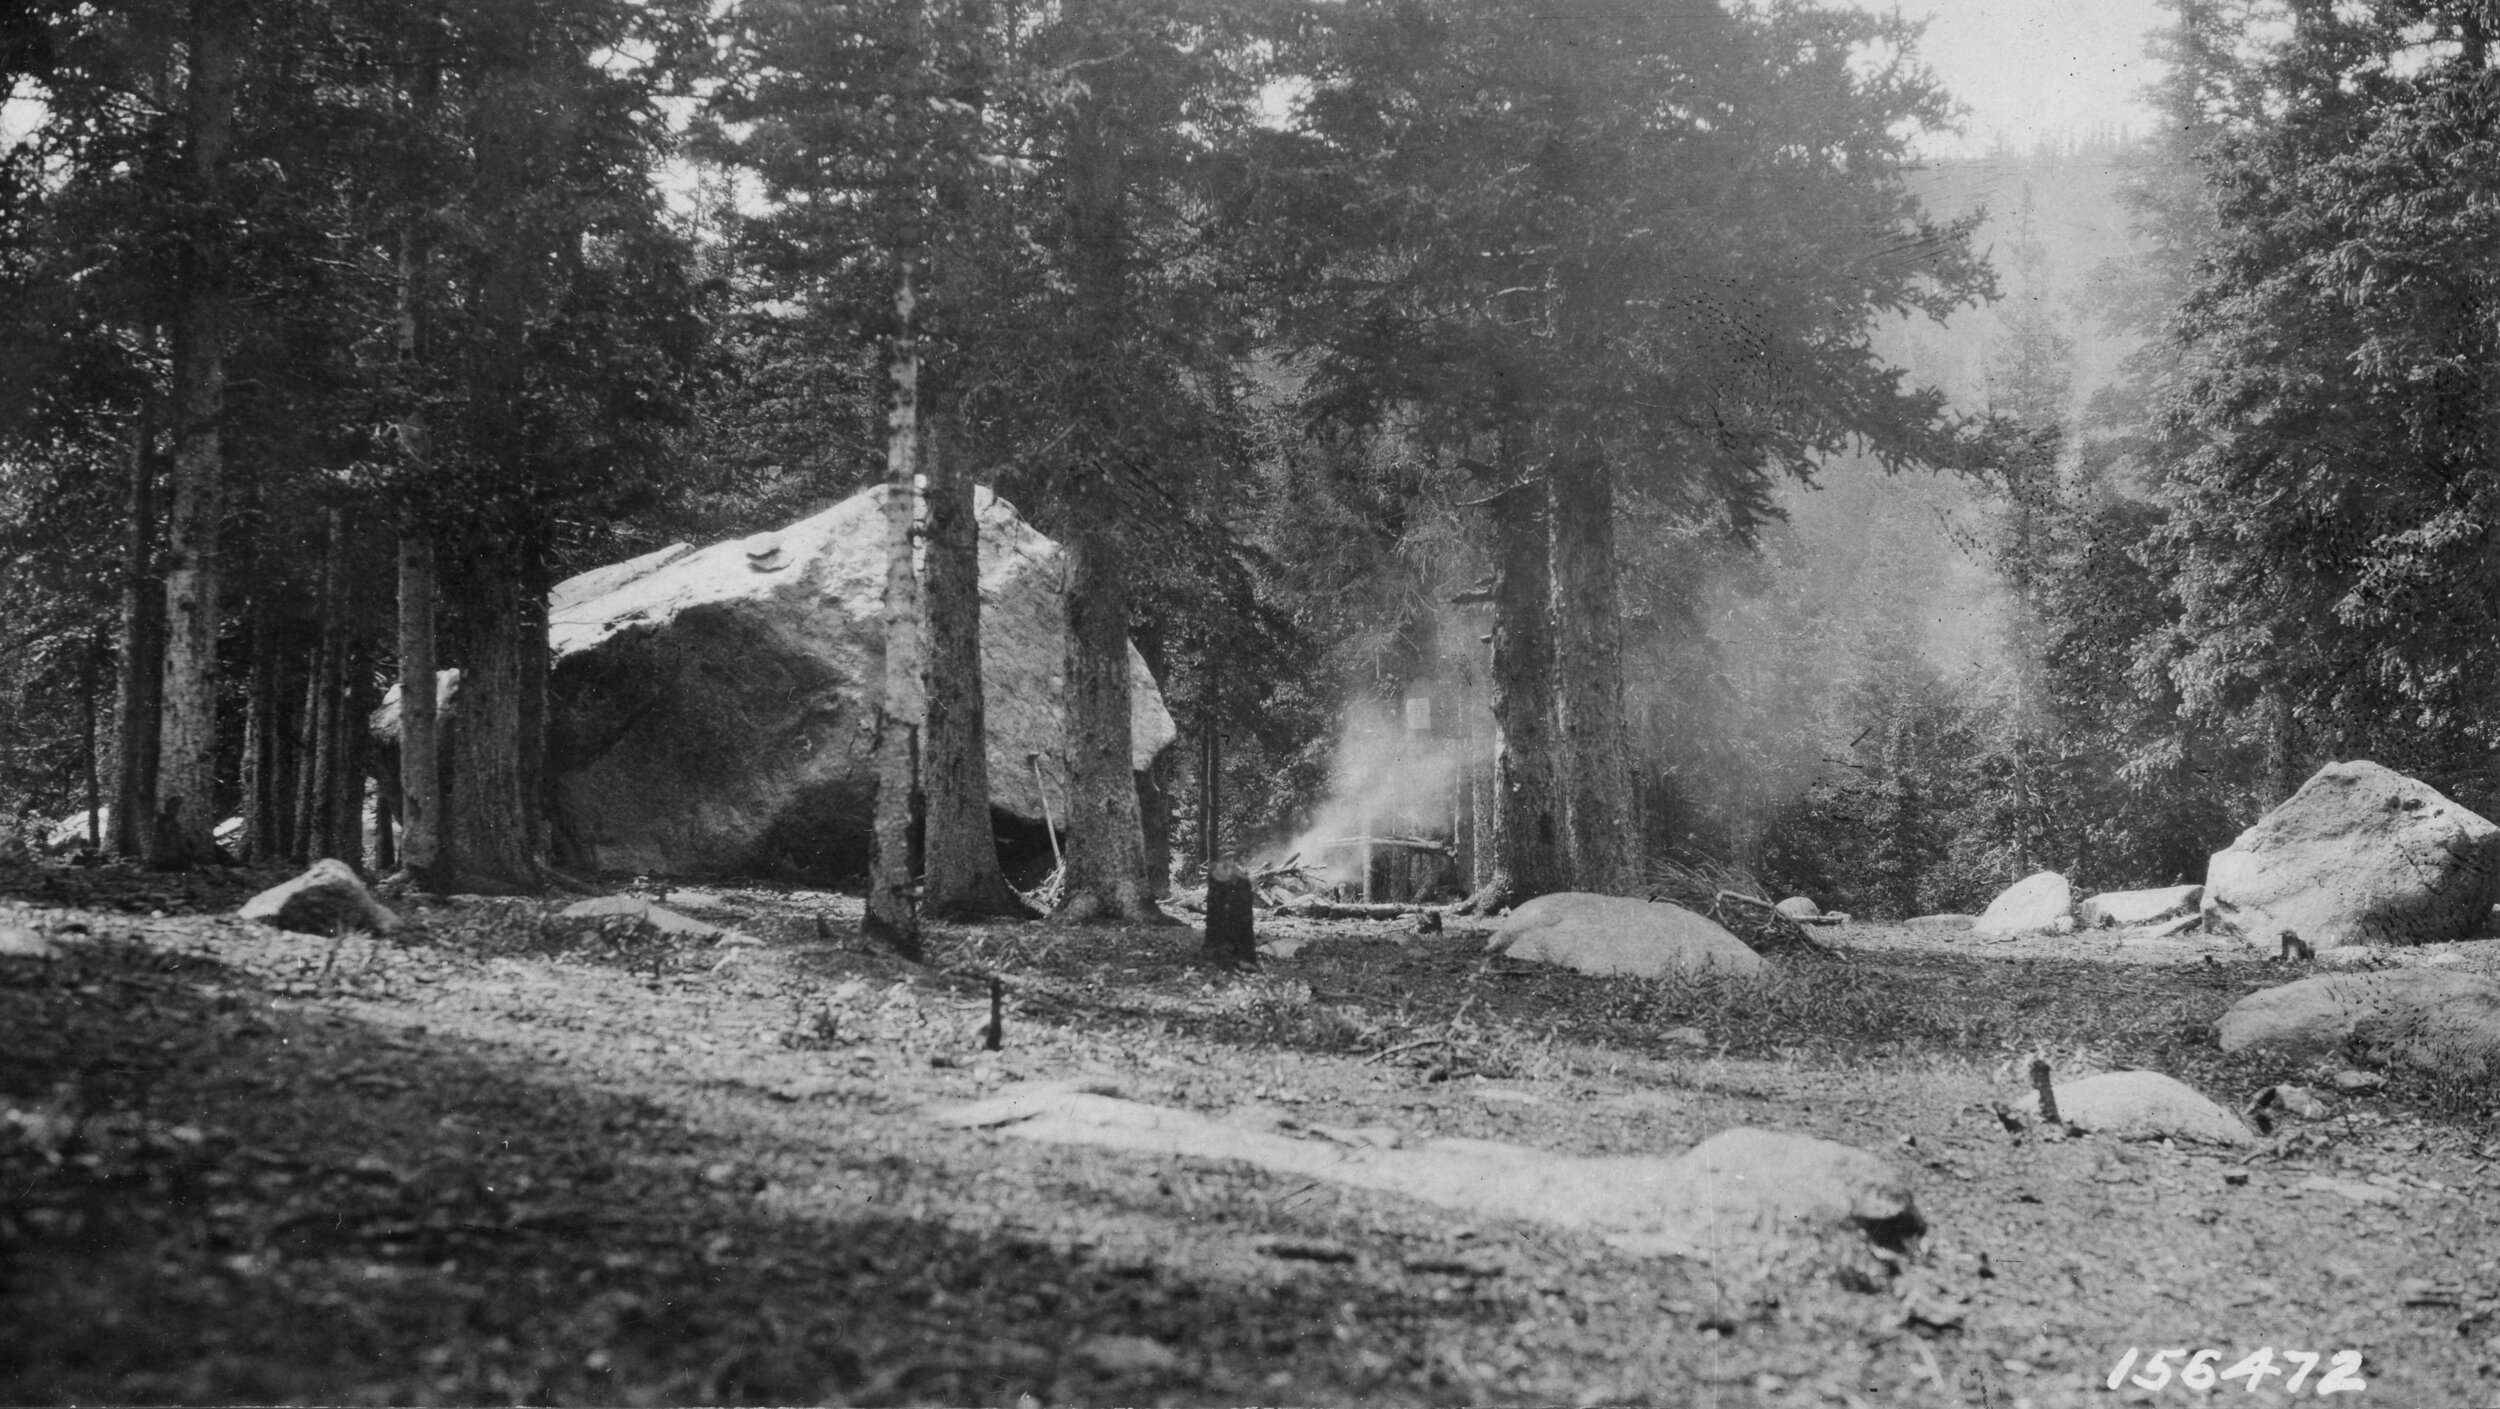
1277;901;1432;921
1320;835;1451;856
1361;1034;1452;1064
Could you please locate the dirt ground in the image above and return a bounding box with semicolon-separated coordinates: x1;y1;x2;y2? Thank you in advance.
6;863;2500;1407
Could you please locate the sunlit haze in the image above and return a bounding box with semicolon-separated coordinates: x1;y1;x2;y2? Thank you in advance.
1898;0;2171;156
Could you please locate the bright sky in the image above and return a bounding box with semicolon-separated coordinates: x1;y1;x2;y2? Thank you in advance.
1899;0;2173;156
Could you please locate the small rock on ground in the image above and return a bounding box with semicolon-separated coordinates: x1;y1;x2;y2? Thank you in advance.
559;894;729;941
239;859;404;937
2016;1070;2252;1145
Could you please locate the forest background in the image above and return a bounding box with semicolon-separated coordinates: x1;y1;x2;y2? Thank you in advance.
2;0;2494;928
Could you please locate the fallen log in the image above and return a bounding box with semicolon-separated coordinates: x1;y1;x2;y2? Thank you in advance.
1276;900;1435;921
1319;835;1451;856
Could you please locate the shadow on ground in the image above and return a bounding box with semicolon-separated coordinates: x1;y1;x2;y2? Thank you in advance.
0;932;1485;1407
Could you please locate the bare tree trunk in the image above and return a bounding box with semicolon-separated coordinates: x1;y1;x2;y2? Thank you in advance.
83;630;102;856
443;550;538;894
1134;628;1172;899
2261;687;2299;807
342;642;375;870
1548;450;1637;894
516;561;551;872
919;425;1033;920
306;509;349;860
114;401;162;860
292;634;322;865
152;0;245;869
396;530;441;882
1054;513;1159;922
1469;471;1566;911
1199;656;1221;876
865;258;925;958
1049;28;1161;926
238;601;270;862
1140;748;1174;899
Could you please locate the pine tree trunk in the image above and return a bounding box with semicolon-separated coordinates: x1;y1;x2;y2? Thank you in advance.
2261;688;2299;807
865;259;925;957
919;424;1033;920
1547;451;1638;894
1050;30;1161;926
443;552;539;895
114;402;162;860
516;563;550;872
1140;747;1174;899
305;509;348;861
396;530;441;882
292;635;324;866
1134;628;1172;899
343;644;375;870
1054;513;1159;922
1470;472;1565;911
237;603;269;862
1199;657;1221;875
151;0;245;869
83;631;102;855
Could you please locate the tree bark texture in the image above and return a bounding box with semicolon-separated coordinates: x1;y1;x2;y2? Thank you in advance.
396;530;441;882
305;509;351;861
443;550;539;894
1054;514;1158;922
236;603;270;861
918;421;1033;920
152;0;246;868
114;403;162;860
245;600;297;862
865;258;925;958
1203;858;1255;967
1049;39;1160;925
1472;474;1566;910
1547;451;1638;895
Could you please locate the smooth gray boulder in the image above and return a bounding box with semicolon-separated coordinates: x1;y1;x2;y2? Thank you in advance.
1975;872;2074;936
1488;893;1765;978
935;1085;1920;1280
2079;884;2202;929
447;486;1178;881
1776;896;1822;918
2217;969;2500;1079
240;859;404;937
2016;1070;2251;1145
2204;761;2500;947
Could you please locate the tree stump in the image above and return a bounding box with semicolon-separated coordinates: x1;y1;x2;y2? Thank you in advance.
1205;858;1257;968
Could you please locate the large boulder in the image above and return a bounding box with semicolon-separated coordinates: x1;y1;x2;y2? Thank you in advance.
1974;872;2074;936
2204;761;2500;948
240;859;404;936
388;488;1177;881
1489;893;1765;979
2078;884;2202;929
2015;1070;2252;1145
2217;969;2500;1079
